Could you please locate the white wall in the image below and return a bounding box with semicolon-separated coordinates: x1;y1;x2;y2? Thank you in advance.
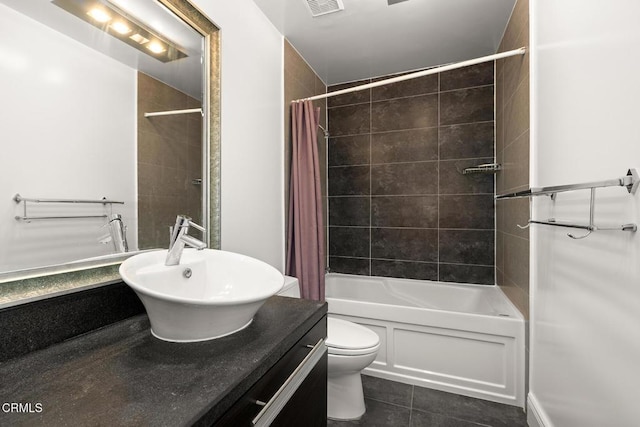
529;1;640;426
191;0;285;270
0;4;137;272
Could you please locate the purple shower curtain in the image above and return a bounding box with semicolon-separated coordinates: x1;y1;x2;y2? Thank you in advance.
286;100;325;301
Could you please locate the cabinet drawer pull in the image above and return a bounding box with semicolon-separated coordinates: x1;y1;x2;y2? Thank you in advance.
252;338;326;427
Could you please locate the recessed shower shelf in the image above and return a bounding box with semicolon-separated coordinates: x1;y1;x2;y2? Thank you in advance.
496;168;639;239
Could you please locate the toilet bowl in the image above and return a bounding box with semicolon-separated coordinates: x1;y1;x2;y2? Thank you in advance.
278;276;380;420
326;317;380;420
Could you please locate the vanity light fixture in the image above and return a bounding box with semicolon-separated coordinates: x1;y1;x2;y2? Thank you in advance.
51;0;187;63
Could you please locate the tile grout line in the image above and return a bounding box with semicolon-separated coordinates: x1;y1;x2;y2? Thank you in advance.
409;384;415;426
494;58;498;287
362;396;413;410
328;155;498;168
369;85;372;277
437;71;441;281
327;119;496;139
330;254;495;265
328;193;497;198
410;384;415;410
502;127;530;153
327;82;495;110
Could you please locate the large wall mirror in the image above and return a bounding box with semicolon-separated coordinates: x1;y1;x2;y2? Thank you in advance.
0;0;220;305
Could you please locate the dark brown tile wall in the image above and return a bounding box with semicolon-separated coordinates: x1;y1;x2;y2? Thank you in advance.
496;0;530;321
284;40;327;257
327;62;495;284
137;72;202;249
495;0;530;397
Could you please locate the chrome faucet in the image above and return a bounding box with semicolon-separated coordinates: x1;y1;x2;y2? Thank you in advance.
165;215;207;266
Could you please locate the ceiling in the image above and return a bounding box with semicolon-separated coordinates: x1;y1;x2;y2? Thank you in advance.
0;0;203;99
253;0;517;85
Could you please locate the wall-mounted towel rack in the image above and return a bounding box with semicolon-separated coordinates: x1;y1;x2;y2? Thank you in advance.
496;168;639;200
496;169;639;239
144;108;202;118
13;194;124;223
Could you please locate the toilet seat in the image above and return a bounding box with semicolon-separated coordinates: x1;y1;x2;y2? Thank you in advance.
327;343;380;356
326;317;380;356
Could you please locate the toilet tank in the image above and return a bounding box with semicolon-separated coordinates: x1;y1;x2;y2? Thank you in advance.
278;276;301;298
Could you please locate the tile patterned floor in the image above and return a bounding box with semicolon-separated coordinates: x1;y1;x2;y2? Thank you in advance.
328;376;528;427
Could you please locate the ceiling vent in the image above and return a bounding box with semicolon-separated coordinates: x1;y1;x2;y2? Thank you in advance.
305;0;344;17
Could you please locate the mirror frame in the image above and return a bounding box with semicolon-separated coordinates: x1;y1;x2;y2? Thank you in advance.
0;0;221;308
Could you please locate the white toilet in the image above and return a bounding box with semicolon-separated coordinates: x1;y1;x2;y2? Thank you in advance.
278;276;380;420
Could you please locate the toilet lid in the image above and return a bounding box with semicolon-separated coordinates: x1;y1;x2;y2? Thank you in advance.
326;317;380;351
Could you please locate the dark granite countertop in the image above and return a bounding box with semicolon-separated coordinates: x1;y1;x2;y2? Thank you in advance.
0;296;327;426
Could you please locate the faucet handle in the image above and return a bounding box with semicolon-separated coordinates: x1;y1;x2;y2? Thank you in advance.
188;220;206;233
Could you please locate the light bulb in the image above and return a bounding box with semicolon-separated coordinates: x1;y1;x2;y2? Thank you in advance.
87;8;111;23
110;21;132;35
146;41;166;54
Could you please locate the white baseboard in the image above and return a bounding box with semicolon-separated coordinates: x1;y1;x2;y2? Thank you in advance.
527;393;551;427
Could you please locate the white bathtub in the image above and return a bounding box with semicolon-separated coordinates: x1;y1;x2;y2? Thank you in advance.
325;273;525;407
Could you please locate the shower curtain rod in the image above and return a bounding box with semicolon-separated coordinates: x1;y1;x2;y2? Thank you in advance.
293;47;526;103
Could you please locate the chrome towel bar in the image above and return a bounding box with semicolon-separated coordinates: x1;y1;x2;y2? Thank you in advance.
13;194;124;205
15;215;109;222
496;168;639;199
497;169;639;239
13;194;124;223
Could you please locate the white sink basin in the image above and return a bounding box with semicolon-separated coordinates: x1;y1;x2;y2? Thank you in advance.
119;249;284;342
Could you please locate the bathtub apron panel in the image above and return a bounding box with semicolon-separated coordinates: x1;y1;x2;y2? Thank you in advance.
326;273;525;408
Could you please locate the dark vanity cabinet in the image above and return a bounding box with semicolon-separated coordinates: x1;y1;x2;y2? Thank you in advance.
0;289;327;427
214;316;328;427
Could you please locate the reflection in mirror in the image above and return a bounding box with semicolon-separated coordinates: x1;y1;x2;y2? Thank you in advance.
0;0;213;278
